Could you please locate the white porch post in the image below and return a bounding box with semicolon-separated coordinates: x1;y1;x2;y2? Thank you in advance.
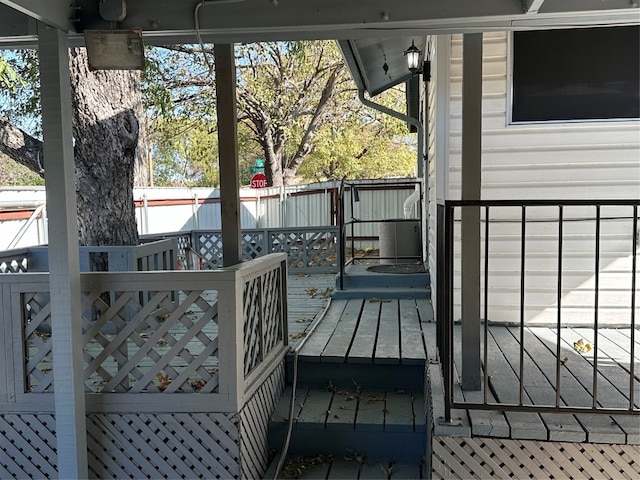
461;33;483;390
214;43;242;266
38;24;88;476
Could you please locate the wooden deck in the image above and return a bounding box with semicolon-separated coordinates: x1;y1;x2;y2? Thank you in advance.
267;295;435;478
286;273;336;347
432;325;639;445
286;293;638;445
297;297;434;364
269;282;639;479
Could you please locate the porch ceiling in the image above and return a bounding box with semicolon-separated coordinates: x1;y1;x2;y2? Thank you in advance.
2;1;637;96
1;0;638;46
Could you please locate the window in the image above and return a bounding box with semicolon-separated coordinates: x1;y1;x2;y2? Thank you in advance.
511;26;639;123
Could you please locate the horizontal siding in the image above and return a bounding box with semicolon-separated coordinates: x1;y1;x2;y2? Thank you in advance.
447;32;640;204
444;31;639;324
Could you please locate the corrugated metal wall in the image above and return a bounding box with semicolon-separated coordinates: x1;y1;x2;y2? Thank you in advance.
0;180;421;251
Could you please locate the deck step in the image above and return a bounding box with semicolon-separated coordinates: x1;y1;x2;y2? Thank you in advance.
268;385;427;468
263;455;425;479
332;287;430;300
336;266;430;291
288;357;425;390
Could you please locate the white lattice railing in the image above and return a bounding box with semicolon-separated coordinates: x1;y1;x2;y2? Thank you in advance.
0;253;288;413
0;239;177;274
158;226;339;273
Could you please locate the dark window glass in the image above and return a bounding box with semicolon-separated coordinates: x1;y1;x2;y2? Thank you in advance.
512;26;640;122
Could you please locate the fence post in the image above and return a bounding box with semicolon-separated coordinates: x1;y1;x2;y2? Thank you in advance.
218;270;245;412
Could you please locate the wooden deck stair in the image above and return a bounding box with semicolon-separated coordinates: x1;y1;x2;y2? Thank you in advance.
333;264;431;300
266;275;436;479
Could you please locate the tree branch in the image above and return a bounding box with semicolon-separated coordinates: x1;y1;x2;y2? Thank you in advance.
0;116;45;176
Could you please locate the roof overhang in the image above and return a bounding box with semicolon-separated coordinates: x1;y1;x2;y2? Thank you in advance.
0;0;638;48
339;37;425;97
1;1;638;96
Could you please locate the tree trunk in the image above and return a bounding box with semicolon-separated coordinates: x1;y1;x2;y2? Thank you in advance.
69;48;143;246
1;49;146;248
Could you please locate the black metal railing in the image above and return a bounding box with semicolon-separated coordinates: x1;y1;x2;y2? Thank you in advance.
337;178;424;289
437;199;639;422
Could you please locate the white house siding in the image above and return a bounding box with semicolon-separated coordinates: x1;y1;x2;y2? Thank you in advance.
427;36;447;318
431;32;640;325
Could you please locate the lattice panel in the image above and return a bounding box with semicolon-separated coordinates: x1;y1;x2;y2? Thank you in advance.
23;292;54;392
243;277;263;376
196;232;223;268
240;361;285;479
87;413;241;479
174;234;191;257
0;256;28;273
270;230;337;270
243;268;285;377
192;229;338;271
242;232;266;260
261;267;283;354
0;414;57;479
432;436;640;480
22;289;220;393
82;289;220;393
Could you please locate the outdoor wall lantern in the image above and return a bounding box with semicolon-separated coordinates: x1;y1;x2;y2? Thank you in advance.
404;40;422;74
404;40;431;83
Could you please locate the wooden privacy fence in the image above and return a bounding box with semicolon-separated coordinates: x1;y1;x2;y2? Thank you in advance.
0;254;288;478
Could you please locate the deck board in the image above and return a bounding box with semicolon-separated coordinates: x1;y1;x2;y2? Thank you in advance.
326;459;361;479
572;327;640;408
348;300;380;363
484;327;548;439
519;327;628;443
325;390;358;430
494;327;586;442
399;299;427;364
296;389;333;429
597;328;639;354
384;390;415;432
452;329;511;438
321;299;363;362
358;462;389;479
374;300;400;364
354;390;386;432
297;299;348;357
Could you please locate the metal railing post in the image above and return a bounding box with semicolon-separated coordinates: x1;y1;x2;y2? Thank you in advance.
443;202;455;423
338;179;346;290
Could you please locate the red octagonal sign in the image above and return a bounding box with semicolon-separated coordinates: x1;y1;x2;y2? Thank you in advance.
250;172;268;189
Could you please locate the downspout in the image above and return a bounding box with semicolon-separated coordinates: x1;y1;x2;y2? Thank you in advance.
357;88;424;216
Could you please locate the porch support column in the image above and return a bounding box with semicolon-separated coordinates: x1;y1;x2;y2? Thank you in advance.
38;24;88;476
214;43;242;266
461;33;483;390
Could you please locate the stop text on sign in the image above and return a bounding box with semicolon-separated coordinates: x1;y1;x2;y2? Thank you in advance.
250;173;268;189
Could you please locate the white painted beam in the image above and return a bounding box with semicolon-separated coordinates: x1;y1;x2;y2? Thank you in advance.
460;33;483;391
38;23;88;477
2;4;639;46
0;0;71;31
523;0;546;14
215;44;242;267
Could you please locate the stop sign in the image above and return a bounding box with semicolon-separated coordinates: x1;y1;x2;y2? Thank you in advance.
250;172;268;189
